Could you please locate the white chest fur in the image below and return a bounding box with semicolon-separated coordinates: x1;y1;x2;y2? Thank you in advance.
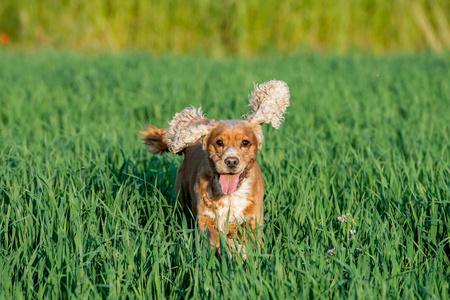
203;177;252;231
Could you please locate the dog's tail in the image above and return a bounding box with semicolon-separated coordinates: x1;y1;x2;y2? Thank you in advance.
139;126;170;154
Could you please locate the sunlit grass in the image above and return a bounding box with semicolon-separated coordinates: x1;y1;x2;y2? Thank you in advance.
0;51;449;298
1;0;450;54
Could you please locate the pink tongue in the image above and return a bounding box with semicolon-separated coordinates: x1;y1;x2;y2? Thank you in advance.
219;174;240;195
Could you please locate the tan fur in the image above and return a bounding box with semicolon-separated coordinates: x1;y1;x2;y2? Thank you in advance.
139;126;169;154
141;80;290;259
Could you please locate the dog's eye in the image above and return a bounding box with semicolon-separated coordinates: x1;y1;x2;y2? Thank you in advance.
241;140;250;147
216;140;224;147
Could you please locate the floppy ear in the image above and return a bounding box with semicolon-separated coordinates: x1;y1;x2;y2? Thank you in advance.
165;106;215;154
252;123;265;150
246;80;290;129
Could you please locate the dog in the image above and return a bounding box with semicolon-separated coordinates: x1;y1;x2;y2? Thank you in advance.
140;80;290;259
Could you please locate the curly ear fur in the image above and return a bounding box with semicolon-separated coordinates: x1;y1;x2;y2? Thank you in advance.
246;80;290;129
165;106;215;154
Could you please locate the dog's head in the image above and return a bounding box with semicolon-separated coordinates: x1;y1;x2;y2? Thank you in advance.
165;80;290;195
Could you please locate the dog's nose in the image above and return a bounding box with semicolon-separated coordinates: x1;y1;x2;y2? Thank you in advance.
225;157;239;167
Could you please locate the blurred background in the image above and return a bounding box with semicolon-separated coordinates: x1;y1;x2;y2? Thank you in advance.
1;0;449;56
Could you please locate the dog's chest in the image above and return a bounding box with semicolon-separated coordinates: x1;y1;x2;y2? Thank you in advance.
210;178;252;230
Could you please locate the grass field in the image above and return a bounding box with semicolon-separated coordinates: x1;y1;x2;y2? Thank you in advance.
1;0;450;54
0;51;449;298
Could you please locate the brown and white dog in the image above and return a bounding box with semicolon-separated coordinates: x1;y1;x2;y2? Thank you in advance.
140;80;290;258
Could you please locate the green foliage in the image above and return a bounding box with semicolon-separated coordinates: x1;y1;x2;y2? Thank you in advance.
0;51;449;298
0;0;450;54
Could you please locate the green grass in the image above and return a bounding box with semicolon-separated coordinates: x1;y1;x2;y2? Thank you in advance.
1;0;450;54
0;51;449;298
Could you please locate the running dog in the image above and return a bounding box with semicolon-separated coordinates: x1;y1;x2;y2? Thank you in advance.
140;80;290;258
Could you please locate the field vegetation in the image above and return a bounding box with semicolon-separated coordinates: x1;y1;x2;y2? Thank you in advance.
1;0;450;55
0;51;449;298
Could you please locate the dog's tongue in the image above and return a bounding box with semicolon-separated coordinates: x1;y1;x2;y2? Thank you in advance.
219;173;240;195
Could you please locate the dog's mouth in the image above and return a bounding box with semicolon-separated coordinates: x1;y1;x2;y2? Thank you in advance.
218;170;246;195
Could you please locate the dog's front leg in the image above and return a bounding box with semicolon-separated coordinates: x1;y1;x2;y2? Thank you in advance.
198;215;220;249
198;215;247;259
225;238;247;260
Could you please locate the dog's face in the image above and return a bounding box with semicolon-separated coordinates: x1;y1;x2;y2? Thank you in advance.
203;120;263;195
163;80;289;195
164;80;289;155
